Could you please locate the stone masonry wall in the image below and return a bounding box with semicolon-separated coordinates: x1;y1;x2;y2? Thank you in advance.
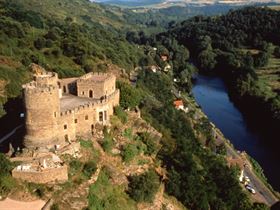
12;165;68;184
23;69;119;149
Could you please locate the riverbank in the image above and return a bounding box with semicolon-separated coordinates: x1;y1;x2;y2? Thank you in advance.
192;74;280;192
183;92;279;206
183;75;279;205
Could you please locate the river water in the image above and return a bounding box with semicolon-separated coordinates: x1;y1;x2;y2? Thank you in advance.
192;74;280;192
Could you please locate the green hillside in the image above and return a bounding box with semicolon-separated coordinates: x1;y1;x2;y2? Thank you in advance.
0;0;145;116
2;0;130;28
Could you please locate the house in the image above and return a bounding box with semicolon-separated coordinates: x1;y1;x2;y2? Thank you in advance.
173;100;184;110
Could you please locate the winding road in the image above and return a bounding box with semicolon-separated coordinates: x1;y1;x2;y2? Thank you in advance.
222;133;279;206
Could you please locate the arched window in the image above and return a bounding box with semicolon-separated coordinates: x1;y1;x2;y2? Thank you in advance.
63;86;66;93
89;90;93;98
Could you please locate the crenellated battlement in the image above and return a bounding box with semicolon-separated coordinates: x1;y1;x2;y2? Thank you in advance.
23;83;58;95
59;90;119;116
77;72;114;84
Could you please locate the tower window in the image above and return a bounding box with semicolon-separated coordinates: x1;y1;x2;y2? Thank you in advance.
89;90;93;98
65;134;69;142
63;86;66;93
99;112;103;122
64;124;67;130
74;119;78;123
85;115;88;120
54;112;57;117
104;111;107;121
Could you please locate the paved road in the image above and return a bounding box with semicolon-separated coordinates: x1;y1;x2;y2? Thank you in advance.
0;124;23;144
218;132;279;206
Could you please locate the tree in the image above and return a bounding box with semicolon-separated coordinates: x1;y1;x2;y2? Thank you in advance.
254;51;269;67
122;144;139;163
0;154;12;176
274;46;280;58
127;170;160;202
114;106;128;124
117;81;142;109
34;37;46;50
197;35;212;52
82;161;97;179
138;132;159;155
252;203;269;210
198;49;217;71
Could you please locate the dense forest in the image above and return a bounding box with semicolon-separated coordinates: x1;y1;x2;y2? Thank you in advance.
129;7;280;133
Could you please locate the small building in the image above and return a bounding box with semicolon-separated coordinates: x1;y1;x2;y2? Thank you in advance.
150;65;158;73
161;55;168;62
173;100;184;110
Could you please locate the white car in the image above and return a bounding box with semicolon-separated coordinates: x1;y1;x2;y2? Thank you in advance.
245;185;256;194
244;176;250;182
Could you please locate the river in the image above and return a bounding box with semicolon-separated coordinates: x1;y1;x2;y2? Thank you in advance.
192;74;280;192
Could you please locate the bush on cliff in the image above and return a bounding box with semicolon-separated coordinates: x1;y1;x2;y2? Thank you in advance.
82;161;97;179
0;154;16;196
127;170;160;202
0;154;13;175
114;106;128;124
121;143;139;163
117;81;142;109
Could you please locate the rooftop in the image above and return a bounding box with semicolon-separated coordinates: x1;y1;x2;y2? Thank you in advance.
60;94;98;112
173;100;184;107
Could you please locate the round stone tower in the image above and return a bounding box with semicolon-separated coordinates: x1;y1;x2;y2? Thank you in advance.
23;72;61;148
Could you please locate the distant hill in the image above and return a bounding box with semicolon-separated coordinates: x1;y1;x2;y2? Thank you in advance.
94;0;280;8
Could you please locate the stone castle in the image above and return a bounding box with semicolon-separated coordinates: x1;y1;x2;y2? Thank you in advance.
22;65;119;149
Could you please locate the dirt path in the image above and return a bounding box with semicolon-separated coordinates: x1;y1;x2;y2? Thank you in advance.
0;198;45;210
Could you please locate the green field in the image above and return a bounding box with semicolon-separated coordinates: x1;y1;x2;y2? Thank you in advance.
257;56;280;94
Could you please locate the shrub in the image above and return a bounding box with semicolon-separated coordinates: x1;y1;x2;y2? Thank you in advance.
274;46;280;58
26;183;46;198
122;144;139;163
114;106;128;124
117;81;142;109
88;170;136;210
123;128;133;140
69;160;83;177
80;139;93;149
127;170;160;202
0;154;13;176
0;175;16;196
82;161;97;179
101;135;114;153
138;132;159;155
50;203;60;210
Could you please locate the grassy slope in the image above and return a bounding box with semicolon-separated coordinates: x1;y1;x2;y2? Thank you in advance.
0;0;145;116
257;56;280;94
4;0;129;29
